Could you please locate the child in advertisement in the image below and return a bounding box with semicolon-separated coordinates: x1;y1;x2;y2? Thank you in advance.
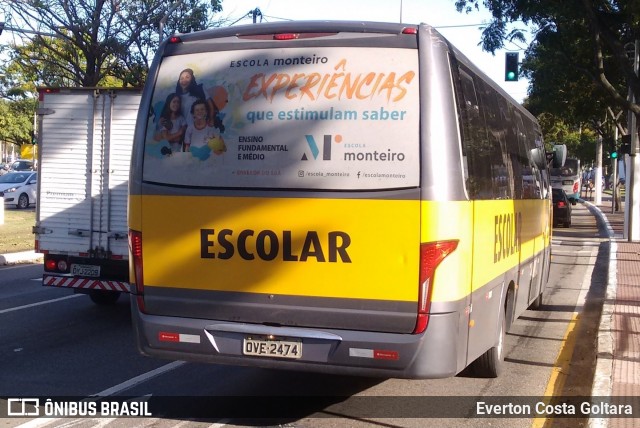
184;99;226;161
153;93;188;154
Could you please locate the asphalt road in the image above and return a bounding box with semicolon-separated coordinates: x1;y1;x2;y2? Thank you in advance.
0;203;611;428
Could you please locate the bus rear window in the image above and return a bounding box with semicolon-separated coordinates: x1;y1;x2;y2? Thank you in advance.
141;46;420;190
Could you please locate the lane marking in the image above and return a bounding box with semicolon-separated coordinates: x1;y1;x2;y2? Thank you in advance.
552;250;594;256
0;294;82;315
91;361;187;397
16;362;188;428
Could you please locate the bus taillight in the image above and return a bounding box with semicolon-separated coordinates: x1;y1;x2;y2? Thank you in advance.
129;229;146;312
414;240;459;334
573;181;579;194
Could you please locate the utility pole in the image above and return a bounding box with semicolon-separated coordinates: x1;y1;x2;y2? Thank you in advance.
625;40;640;241
595;132;603;204
251;8;262;24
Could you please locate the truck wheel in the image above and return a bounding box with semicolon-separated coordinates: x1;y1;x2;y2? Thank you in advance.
17;193;29;209
89;291;121;305
472;312;505;378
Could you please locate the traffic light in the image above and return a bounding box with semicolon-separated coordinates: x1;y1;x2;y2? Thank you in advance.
611;151;618;159
621;135;631;155
505;52;519;82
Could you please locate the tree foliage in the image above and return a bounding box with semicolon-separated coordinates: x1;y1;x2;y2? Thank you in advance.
1;0;223;88
0;0;223;149
536;113;599;163
455;0;640;143
0;97;37;147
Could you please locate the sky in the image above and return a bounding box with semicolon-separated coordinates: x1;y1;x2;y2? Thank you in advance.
220;0;532;103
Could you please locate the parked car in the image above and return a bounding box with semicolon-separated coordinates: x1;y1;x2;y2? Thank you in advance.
8;159;35;172
552;187;574;227
0;171;38;209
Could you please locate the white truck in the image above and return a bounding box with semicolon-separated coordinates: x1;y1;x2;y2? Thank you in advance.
34;87;141;304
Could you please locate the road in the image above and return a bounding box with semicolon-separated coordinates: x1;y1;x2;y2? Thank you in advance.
0;203;612;427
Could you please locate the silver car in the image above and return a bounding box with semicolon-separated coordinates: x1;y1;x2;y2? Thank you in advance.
0;171;37;209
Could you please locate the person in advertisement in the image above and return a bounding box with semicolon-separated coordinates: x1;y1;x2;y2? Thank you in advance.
175;68;207;126
153;93;188;154
184;98;226;161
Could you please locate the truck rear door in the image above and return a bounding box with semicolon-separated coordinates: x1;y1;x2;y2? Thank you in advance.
37;89;140;259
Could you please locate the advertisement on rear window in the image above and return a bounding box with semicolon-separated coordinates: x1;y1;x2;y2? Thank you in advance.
142;47;419;190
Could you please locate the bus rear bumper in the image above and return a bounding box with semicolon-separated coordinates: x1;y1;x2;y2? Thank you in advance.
130;298;464;379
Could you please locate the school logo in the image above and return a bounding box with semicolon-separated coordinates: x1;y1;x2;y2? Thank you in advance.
301;134;342;161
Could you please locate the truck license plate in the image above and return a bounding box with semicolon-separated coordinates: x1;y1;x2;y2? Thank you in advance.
71;264;101;277
243;337;302;359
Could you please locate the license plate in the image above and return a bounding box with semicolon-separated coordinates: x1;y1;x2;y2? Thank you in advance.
563;180;573;185
71;264;101;277
243;337;302;359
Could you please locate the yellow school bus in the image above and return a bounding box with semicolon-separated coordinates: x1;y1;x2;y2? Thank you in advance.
128;21;552;378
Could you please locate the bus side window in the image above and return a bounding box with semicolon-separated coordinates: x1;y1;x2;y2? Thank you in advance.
456;68;510;200
476;80;511;200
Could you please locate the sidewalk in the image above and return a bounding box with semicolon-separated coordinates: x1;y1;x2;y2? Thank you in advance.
0;249;42;265
590;197;640;428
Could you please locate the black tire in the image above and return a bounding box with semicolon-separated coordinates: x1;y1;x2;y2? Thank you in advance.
89;291;121;305
472;310;506;378
17;193;29;209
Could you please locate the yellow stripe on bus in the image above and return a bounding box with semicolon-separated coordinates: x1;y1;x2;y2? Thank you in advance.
133;195;421;301
421;200;550;303
129;196;550;303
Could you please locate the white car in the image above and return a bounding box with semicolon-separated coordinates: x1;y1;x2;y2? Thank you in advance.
0;171;38;209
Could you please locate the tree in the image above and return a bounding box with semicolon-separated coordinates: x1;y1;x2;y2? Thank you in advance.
455;0;640;141
0;1;223;153
0;97;37;147
521;27;622;164
1;0;223;88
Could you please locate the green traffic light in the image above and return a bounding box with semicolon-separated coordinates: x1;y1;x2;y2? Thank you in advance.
505;52;519;81
611;151;618;159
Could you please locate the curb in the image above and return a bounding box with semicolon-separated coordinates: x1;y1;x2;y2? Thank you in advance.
0;250;43;266
583;201;616;428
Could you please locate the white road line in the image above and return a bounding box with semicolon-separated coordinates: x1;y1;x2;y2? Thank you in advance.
91;361;187;397
552;250;594;256
15;362;188;428
0;294;83;315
